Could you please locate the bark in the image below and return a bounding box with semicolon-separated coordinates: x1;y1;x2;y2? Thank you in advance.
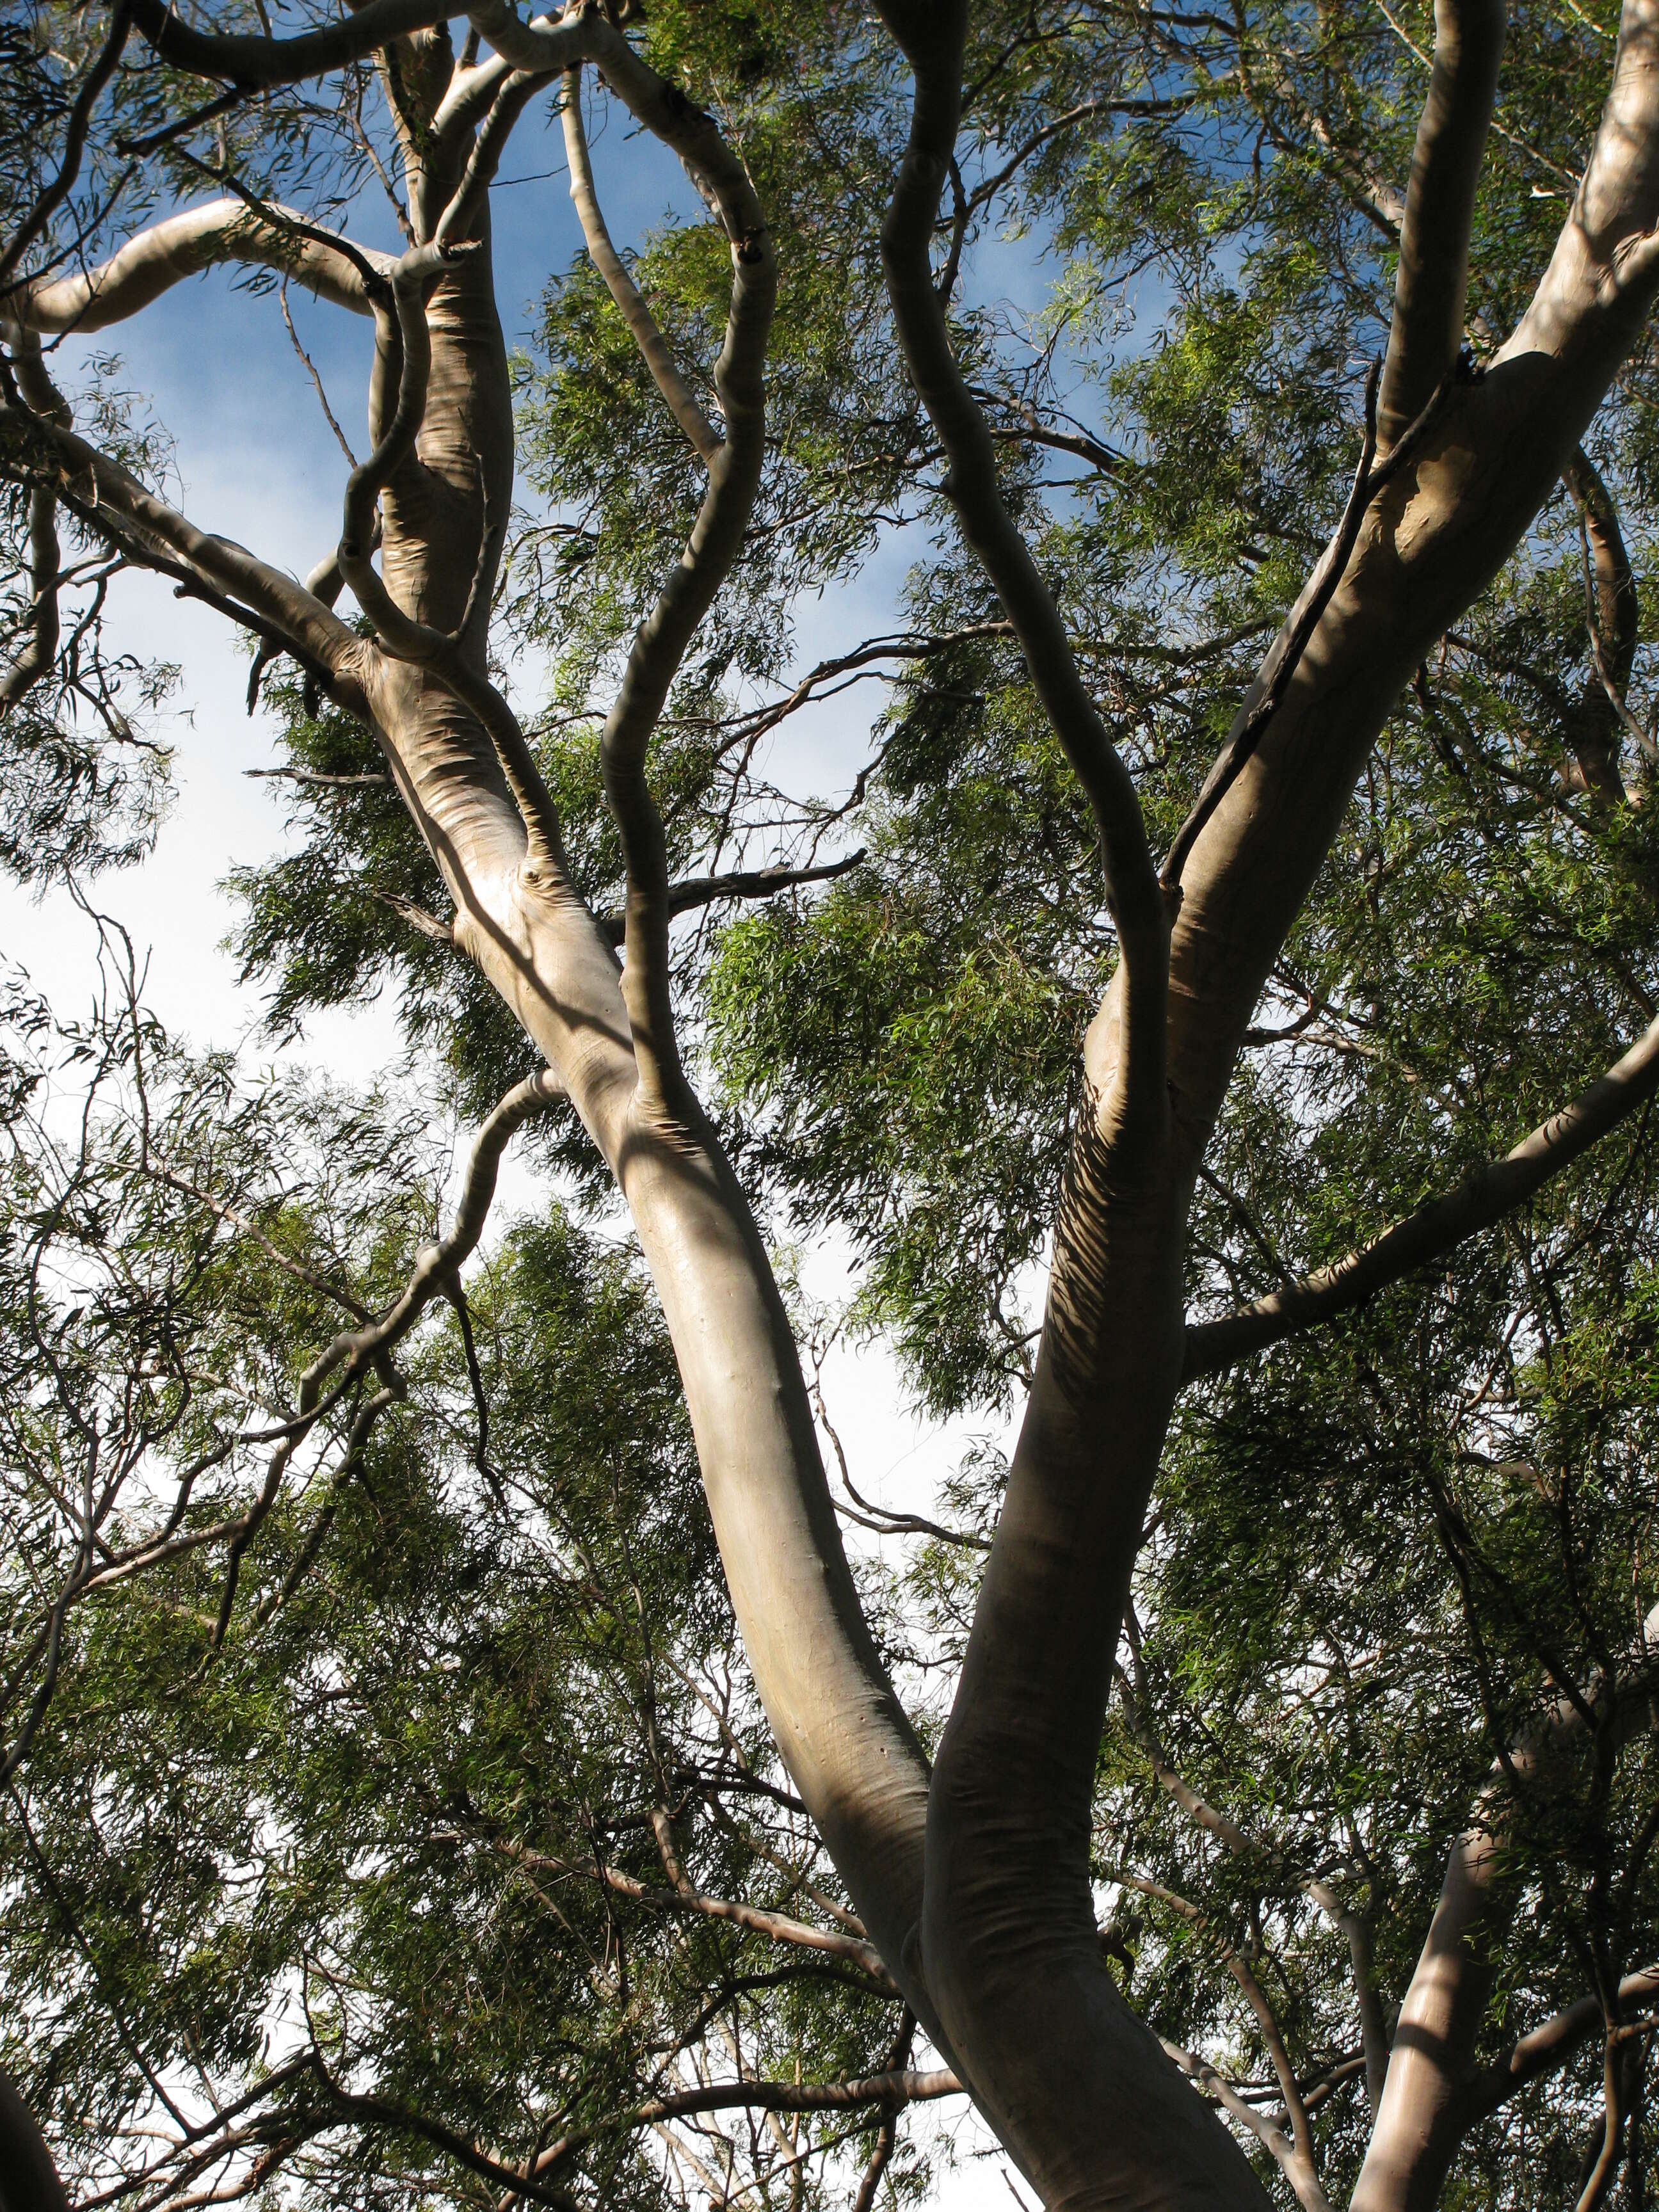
561;67;719;463
2;198;392;330
1376;0;1506;446
872;13;1266;2203
1562;443;1647;797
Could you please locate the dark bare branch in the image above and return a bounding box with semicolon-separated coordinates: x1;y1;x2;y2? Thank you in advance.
596;851;866;946
1563;444;1653;792
874;0;1167;1128
1464;1967;1659;2124
520;2067;961;2178
125;0;460;92
0;399;362;687
0;481;61;712
509;1841;899;1988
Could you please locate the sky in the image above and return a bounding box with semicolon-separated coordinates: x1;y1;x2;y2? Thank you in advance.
1;58;1036;2211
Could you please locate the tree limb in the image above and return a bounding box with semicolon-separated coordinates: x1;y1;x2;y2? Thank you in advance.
1464;1966;1659;2124
572;31;776;1111
1351;1609;1659;2212
561;65;720;463
595;851;866;946
508;1839;897;1988
1183;1010;1659;1379
524;2067;961;2176
1158;2041;1330;2212
0;481;61;712
1563;444;1653;791
1377;0;1505;445
873;0;1167;1129
1123;1874;1324;2208
0;399;362;689
3;198;392;332
125;0;460;93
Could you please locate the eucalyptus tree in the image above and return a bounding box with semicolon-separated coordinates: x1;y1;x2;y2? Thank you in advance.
7;1;1659;2209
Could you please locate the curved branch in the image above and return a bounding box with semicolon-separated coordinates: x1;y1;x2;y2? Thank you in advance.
872;0;1166;1124
298;1066;563;1418
1160;361;1457;890
1125;1874;1322;2206
126;0;454;91
435;66;554;248
1183;1010;1659;1379
1158;2041;1329;2212
1377;0;1505;445
1563;444;1653;790
337;241;563;861
1352;1615;1659;2212
1;483;61;712
561;66;720;462
310;2062;579;2210
568;34;776;1108
524;2068;961;2176
0;399;361;684
4;198;390;333
511;1841;899;1988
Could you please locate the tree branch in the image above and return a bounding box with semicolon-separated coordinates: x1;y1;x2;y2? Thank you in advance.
1160;360;1457;890
1464;1966;1659;2124
435;65;554;249
509;1841;898;1989
125;0;458;92
335;238;563;862
566;31;776;1111
561;65;720;463
0;399;362;688
873;0;1167;1128
1563;444;1653;790
595;851;866;946
0;0;134;294
0;460;61;710
1183;1010;1659;1379
1158;2040;1329;2212
1351;1610;1659;2212
4;198;392;332
296;1068;563;1425
1123;1874;1323;2208
1377;0;1505;445
523;2067;961;2176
